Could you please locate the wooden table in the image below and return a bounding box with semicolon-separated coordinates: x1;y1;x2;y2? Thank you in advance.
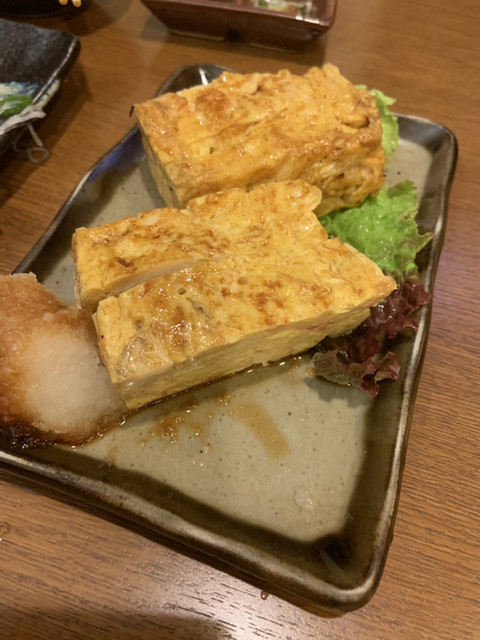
1;1;478;637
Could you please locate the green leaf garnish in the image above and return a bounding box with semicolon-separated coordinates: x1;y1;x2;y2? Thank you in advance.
0;95;34;118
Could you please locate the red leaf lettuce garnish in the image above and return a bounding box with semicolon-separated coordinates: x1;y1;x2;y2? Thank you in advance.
312;277;430;396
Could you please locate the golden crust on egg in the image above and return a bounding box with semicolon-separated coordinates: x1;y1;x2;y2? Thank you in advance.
95;235;395;410
73;180;326;312
134;64;385;214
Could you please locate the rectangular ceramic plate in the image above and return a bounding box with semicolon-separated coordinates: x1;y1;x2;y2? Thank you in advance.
0;64;457;611
0;17;80;156
140;0;336;51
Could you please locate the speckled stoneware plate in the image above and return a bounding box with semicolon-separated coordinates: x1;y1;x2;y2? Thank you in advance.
0;18;80;156
1;64;457;611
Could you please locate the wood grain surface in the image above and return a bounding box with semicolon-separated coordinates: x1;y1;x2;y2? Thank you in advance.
1;0;479;638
